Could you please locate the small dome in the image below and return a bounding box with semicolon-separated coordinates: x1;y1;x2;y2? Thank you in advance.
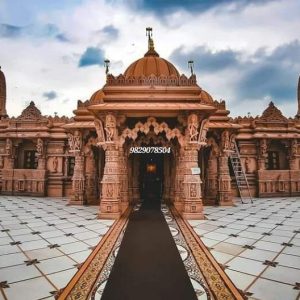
124;48;180;79
200;90;213;103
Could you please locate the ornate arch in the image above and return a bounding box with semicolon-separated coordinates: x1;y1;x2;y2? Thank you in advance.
120;117;184;146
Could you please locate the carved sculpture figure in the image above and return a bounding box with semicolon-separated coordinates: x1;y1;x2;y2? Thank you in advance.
188;114;199;142
291;139;298;158
68;131;82;152
209;138;220;158
105;114;116;142
221;130;230;152
259;139;267;157
94;119;105;144
198;119;208;144
5;138;12;156
36;138;44;156
52;156;58;173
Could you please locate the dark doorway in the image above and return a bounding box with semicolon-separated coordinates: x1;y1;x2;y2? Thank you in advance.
140;153;164;204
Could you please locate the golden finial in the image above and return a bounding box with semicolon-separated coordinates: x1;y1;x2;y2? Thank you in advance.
146;27;154;51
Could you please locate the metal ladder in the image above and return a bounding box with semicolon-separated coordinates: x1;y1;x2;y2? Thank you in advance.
229;141;253;204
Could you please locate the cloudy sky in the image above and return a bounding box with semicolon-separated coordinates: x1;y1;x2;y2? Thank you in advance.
0;0;299;118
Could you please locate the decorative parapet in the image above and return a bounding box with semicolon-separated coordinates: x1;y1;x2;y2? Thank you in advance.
213;100;226;110
106;74;197;86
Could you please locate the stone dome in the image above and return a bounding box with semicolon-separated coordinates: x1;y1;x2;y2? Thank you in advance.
124;48;180;79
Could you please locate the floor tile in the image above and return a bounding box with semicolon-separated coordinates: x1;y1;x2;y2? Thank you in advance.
69;249;92;263
59;241;90;254
213;242;245;256
84;237;102;247
4;276;55;300
225;269;255;290
261;265;300;285
282;246;300;256
0;252;27;268
225;236;257;246
46;236;78;245
20;240;50;251
253;240;284;252
203;232;229;242
0;244;20;255
248;278;299;300
240;248;278;262
0;264;41;283
228;257;267;276
25;247;63;261
210;250;233;264
274;253;300;269
200;237;220;247
38;255;76;275
48;268;78;289
261;235;291;244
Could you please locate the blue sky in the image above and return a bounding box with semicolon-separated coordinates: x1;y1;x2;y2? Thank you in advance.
0;0;299;117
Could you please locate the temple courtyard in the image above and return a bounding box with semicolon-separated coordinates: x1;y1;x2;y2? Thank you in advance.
0;195;299;300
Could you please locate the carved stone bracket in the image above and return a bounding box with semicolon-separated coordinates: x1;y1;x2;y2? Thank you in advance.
68;130;82;154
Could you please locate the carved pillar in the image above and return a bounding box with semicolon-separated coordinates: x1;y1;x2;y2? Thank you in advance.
119;147;129;212
99;144;121;218
217;155;232;205
174;149;184;212
70;153;86;205
36;138;46;170
127;154;133;203
169;152;176;204
258;139;267;170
217;130;232;205
181;145;204;219
289;139;298;170
132;155;140;203
68;131;86;205
5;138;14;169
205;156;218;204
163;154;171;204
2;138;14;193
84;141;97;205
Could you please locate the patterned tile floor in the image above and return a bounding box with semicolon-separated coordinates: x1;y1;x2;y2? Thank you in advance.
0;196;114;300
1;195;300;300
188;197;300;300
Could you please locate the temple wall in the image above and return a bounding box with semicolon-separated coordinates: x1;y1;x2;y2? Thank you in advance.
258;170;300;197
0;137;73;197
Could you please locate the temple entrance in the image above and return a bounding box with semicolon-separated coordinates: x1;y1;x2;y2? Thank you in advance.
140;153;164;203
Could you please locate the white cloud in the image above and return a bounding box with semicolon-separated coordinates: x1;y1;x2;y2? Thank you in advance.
1;0;299;117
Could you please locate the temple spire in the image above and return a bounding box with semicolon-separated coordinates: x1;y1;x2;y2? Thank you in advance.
0;65;7;118
296;75;300;119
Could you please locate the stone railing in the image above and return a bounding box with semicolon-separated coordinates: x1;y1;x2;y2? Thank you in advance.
258;170;300;197
1;169;47;196
106;74;197;86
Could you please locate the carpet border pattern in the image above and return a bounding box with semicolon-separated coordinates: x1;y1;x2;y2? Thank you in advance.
170;206;245;300
57;208;131;300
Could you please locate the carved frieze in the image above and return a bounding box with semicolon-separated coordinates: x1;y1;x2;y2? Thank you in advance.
68;131;82;153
